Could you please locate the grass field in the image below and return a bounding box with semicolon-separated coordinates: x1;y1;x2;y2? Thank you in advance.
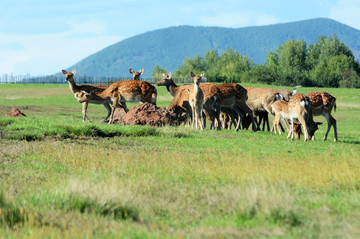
0;83;360;238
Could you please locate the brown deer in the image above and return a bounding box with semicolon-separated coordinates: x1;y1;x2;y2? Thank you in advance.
189;72;204;130
275;86;301;101
75;80;157;124
271;99;322;140
306;92;337;141
62;69;116;122
129;68;144;80
244;87;283;130
216;83;257;131
158;73;221;130
156;72;184;96
285;94;314;141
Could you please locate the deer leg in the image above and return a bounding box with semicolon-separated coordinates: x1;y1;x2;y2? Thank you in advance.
263;114;270;131
82;102;90;122
332;116;338;142
103;103;112;122
273;115;278;135
238;103;258;132
298;116;309;141
287;118;293;139
109;97;119;124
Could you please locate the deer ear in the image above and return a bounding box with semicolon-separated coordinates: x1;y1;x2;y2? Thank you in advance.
162;73;165;76
200;73;205;78
129;68;134;74
72;69;76;75
62;69;67;74
168;72;172;78
190;72;195;78
139;68;144;74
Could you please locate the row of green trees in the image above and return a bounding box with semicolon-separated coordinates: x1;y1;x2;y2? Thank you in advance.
152;35;360;88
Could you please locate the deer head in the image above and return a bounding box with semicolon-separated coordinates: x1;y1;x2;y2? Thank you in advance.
156;72;172;86
190;72;204;84
129;68;143;80
293;119;322;140
62;69;76;82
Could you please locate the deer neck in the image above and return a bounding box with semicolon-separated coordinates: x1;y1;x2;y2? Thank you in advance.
67;79;80;94
166;80;180;97
193;81;200;95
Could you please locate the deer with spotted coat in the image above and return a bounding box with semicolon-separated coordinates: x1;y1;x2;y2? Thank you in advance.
75;79;157;124
62;69;119;122
129;68;144;80
158;72;221;130
306;92;337;141
273;93;313;141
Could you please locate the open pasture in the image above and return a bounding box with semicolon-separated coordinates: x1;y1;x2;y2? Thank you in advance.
0;83;360;238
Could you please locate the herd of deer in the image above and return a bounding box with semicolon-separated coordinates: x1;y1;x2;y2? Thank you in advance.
62;68;338;142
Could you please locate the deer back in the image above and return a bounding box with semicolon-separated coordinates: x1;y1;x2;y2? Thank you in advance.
245;87;281;112
306;92;336;116
288;94;311;118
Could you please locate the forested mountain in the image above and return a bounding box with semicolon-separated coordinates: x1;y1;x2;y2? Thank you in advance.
64;18;360;78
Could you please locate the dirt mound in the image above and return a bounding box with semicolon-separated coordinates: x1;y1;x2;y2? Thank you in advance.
112;102;179;126
5;107;26;117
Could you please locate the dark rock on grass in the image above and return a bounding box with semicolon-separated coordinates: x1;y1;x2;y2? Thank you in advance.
112;102;179;126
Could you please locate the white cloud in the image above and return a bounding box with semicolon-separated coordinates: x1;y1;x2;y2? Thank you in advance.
328;0;360;30
0;29;122;76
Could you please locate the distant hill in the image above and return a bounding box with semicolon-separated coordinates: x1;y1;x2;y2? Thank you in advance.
64;18;360;78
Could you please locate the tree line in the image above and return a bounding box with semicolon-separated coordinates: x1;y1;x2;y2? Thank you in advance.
152;34;360;88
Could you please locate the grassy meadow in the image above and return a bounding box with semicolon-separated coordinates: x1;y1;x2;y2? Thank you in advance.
0;83;360;238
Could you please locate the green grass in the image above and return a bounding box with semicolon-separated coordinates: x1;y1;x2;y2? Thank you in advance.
0;83;360;238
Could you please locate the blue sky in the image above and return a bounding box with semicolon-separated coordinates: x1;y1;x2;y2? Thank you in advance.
1;0;360;76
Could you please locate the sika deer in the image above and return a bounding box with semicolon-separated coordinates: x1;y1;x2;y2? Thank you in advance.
244;87;283;131
306;92;337;142
216;83;257;131
129;68;144;80
286;94;313;141
76;80;157;124
189;72;204;130
159;73;221;130
271;99;322;140
62;69;113;122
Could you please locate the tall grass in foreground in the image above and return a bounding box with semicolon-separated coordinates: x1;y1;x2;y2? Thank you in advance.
0;84;360;238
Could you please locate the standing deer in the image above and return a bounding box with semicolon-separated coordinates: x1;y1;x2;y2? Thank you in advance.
216;83;257;131
271;99;322;140
275;86;301;101
158;73;221;130
189;72;204;130
129;68;144;80
75;80;157;124
306;92;337;141
285;94;313;141
62;69;115;122
245;87;283;130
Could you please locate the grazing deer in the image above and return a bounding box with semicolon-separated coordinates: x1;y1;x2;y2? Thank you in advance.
62;69;115;122
271;99;322;140
285;94;314;141
188;72;204;129
129;68;144;80
158;73;221;130
306;92;337;141
75;80;157;124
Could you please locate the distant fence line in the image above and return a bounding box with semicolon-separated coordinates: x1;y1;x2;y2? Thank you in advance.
0;74;193;85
